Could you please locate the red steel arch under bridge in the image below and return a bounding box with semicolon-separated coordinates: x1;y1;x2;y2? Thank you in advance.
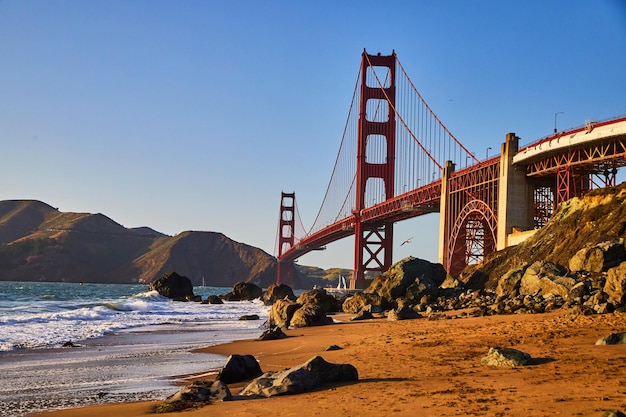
276;50;626;289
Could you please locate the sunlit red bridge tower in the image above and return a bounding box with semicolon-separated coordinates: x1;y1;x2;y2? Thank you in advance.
276;50;626;288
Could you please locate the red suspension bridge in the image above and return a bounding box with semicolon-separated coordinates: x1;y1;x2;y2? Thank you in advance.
276;50;626;289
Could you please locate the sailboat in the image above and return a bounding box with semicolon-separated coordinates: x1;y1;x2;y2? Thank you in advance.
327;273;352;294
336;274;347;291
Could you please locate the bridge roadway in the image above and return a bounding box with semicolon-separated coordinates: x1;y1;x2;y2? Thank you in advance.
280;115;626;277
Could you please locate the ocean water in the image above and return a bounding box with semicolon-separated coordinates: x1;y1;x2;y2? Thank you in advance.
0;281;270;417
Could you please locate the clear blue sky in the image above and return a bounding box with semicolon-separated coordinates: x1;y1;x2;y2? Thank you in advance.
1;1;625;270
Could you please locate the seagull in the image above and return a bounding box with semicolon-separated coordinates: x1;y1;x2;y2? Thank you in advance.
401;237;413;246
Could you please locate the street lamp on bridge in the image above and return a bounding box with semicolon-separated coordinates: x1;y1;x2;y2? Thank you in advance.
486;147;492;159
554;112;564;133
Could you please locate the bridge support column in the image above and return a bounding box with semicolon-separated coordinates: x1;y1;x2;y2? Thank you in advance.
351;50;396;290
277;192;296;286
497;133;533;250
438;161;455;265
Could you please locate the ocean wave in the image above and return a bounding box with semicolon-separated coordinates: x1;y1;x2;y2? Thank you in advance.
0;284;269;352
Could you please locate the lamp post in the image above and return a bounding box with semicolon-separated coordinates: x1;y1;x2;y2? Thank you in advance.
486;147;492;159
554;112;564;133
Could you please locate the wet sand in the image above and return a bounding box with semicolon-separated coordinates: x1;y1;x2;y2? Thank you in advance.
28;309;626;416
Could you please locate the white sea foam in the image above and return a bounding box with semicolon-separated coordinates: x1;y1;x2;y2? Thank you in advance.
0;281;269;351
0;281;272;416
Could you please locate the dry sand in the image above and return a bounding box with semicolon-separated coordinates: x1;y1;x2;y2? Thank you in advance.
28;309;626;417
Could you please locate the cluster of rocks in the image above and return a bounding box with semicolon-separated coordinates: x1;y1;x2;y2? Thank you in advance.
158;354;357;412
334;240;626;322
148;272;266;304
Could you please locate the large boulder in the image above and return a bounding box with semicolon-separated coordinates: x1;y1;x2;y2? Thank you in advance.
364;257;445;305
262;283;296;305
268;299;301;328
296;288;340;313
603;261;626;306
240;356;358;398
217;354;263;384
496;265;529;298
518;261;570;297
569;240;626;273
290;303;332;328
342;292;385;314
148;271;194;300
221;281;263;301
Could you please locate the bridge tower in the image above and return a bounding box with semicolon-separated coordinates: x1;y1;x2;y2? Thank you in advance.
277;192;297;286
352;51;396;289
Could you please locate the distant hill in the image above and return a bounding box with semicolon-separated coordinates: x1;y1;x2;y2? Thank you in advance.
0;200;278;287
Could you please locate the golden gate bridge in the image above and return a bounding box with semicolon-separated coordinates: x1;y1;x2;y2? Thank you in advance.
276;50;626;289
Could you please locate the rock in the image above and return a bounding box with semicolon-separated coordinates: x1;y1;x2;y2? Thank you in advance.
268;299;301;328
216;354;263;384
481;347;532;367
601;411;626;417
239;314;260;321
166;380;232;404
595;332;626;345
296;288;340;313
364;257;445;303
569;240;626;273
290;303;332;328
387;305;422;321
568;281;590;303
262;283;296;305
439;274;464;290
202;295;224;304
350;309;374;321
495;265;528;298
604;262;626;306
342;292;385;314
61;341;79;348
325;345;342;351
518;261;570;297
148;271;195;299
240;356;358;398
221;281;263;301
259;327;288;340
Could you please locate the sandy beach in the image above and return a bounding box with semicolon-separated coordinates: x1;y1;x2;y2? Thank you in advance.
28;309;626;417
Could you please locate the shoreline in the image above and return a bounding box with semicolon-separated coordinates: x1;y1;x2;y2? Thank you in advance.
28;309;626;416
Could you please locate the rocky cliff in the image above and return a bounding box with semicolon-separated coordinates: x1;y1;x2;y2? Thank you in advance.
459;182;626;289
0;200;277;286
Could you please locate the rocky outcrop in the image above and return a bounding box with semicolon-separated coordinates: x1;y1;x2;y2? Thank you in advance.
290;303;332;328
342;292;384;314
240;356;358;398
269;299;301;328
221;282;263;301
569;240;626;273
148;271;194;300
262;283;296;305
296;288;340;313
361;257;445;310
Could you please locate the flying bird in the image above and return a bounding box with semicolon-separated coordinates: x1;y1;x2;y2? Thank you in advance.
401;237;413;246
